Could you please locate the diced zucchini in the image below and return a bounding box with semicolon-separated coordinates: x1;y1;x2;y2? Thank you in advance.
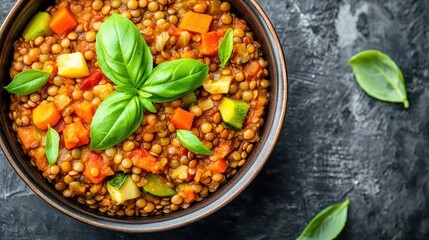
203;75;233;94
106;172;128;189
107;174;141;204
181;91;197;109
57;52;90;78
219;97;250;130
143;173;176;197
22;12;52;42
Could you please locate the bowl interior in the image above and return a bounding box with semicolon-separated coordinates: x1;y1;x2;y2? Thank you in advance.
0;0;287;232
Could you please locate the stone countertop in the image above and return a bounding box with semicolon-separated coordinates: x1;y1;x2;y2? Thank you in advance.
1;0;428;239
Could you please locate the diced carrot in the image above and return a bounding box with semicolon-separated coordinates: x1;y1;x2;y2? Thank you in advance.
62;122;89;150
17;126;41;150
200;31;219;56
73;102;95;124
32;102;61;130
245;61;262;79
82;152;114;184
131;148;163;173
79;69;103;91
49;7;78;36
208;140;231;173
183;185;196;203
209;140;233;162
167;24;180;37
208;158;228;173
170;107;194;130
180;11;213;34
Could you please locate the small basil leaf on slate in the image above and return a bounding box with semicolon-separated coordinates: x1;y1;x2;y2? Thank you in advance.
46;126;60;165
96;14;152;88
176;130;213;155
90;91;143;151
348;50;409;108
140;59;209;103
297;199;350;240
4;69;51;95
219;28;233;68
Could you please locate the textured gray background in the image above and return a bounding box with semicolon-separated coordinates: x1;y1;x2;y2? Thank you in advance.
1;0;429;239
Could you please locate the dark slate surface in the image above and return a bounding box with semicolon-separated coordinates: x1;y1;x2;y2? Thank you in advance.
1;0;429;239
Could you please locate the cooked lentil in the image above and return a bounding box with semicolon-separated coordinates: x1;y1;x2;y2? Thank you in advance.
7;0;270;217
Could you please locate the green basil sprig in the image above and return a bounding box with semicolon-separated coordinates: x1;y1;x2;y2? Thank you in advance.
46;126;60;165
219;28;233;68
140;59;209;103
91;14;209;151
96;14;152;88
4;69;51;95
349;50;409;108
297;199;350;240
90;91;143;151
176;130;213;155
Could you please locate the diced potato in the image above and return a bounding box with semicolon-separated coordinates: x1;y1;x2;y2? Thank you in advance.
93;83;114;100
203;75;233;94
57;52;90;78
54;94;71;111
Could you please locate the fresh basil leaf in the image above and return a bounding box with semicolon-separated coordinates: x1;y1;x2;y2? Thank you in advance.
140;59;209;103
90;91;143;151
115;85;138;95
349;50;409;108
139;98;156;113
106;173;129;189
4;69;51;95
96;14;152;88
176;130;213;155
297;199;350;240
219;28;233;68
46;126;60;165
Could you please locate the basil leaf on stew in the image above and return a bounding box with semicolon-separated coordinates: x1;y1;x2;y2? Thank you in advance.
140;59;209;103
139;98;157;113
219;28;233;69
297;199;350;240
96;14;152;88
176;130;213;155
90;91;143;151
46;126;60;165
4;69;51;95
349;50;409;108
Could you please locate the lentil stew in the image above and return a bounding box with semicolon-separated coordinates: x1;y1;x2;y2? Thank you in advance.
5;0;271;218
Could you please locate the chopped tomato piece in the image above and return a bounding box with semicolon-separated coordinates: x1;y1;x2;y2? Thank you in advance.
131;148;163;173
79;69;103;90
82;152;114;184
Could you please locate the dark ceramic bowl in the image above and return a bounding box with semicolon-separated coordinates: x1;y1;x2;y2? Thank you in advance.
0;0;287;232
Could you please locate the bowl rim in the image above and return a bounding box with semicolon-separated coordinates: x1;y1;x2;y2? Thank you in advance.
0;0;288;232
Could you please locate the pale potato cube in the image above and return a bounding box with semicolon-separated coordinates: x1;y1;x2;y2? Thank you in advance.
57;52;90;78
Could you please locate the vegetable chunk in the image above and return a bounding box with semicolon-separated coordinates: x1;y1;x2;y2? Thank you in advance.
57;52;90;78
